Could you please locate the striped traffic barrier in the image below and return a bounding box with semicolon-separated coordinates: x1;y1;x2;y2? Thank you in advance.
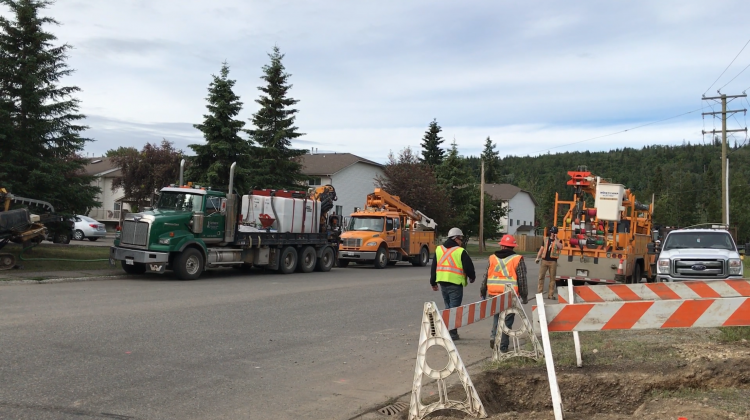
409;291;541;420
558;279;750;304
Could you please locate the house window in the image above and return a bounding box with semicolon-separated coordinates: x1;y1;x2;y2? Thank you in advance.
517;220;520;226
510;219;513;227
308;177;322;186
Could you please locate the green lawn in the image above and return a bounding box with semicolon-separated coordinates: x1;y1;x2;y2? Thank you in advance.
1;243;112;272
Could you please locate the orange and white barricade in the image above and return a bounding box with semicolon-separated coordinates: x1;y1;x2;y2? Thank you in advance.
408;290;541;420
535;279;750;420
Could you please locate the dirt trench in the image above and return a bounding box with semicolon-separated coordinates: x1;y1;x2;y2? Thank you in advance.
409;357;750;419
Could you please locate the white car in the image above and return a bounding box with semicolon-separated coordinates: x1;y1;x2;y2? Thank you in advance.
656;228;743;282
72;215;107;241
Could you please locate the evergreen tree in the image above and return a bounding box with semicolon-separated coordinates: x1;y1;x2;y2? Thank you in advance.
420;119;445;167
436;140;476;233
0;0;98;214
480;136;500;183
247;46;306;189
188;62;252;192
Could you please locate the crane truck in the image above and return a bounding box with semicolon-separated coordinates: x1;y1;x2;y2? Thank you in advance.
109;161;342;280
338;188;436;269
553;168;656;285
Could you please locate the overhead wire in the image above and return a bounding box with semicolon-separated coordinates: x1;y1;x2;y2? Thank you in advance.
531;108;704;155
704;38;750;95
718;61;750;92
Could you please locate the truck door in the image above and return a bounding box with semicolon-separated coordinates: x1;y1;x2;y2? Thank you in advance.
385;217;400;249
202;196;225;240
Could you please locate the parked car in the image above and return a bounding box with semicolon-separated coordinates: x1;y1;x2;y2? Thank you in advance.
653;226;743;282
72;215;107;241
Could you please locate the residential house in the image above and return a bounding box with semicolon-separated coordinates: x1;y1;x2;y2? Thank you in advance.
484;184;538;236
83;157;131;225
299;152;384;220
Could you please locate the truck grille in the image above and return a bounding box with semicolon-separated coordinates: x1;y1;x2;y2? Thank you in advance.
342;238;362;248
673;259;724;278
121;220;149;247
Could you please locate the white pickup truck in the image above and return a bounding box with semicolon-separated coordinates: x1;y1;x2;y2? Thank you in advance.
654;227;743;282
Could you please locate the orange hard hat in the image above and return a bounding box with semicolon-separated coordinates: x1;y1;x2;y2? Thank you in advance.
499;234;518;248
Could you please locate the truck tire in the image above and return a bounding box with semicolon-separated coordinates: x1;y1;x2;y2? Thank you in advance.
279;246;298;274
297;246;316;273
121;261;146;275
412;246;429;267
174;248;204;280
337;259;350;268
53;231;71;244
316;247;335;272
629;263;642;284
374;246;388;269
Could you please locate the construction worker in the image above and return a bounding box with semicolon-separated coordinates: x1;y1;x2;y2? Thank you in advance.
483;234;528;351
535;226;563;299
430;227;476;341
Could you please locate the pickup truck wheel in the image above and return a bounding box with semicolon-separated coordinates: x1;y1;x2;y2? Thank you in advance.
412;246;429;267
374;247;388;269
174;248;203;280
121;261;146;275
316;247;335;272
279;246;298;274
297;246;316;273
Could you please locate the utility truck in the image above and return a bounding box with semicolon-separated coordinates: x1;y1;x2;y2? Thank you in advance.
110;161;341;280
554;168;656;285
338;188;436;268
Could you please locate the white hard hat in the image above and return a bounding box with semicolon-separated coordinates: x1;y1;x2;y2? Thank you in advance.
448;227;464;238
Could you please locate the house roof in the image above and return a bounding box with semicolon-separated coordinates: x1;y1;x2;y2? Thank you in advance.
300;153;383;176
82;157;121;177
516;225;536;232
484;184;538;206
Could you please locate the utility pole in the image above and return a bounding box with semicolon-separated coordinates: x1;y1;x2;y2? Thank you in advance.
479;159;485;253
701;92;747;225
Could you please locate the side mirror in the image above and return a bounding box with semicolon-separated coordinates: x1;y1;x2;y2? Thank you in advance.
651;230;659;242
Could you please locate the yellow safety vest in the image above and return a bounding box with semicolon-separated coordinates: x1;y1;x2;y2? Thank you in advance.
435;245;466;286
487;254;522;296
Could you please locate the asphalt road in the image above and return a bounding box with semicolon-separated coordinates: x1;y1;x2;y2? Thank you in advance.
0;256;551;420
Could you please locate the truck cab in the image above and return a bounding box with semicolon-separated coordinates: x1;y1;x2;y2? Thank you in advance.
653;227;743;282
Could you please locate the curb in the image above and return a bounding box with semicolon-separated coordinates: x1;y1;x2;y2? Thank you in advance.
0;274;127;285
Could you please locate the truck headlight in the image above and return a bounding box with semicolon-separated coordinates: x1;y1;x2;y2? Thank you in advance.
729;259;742;275
658;259;670;274
159;238;171;245
365;241;377;246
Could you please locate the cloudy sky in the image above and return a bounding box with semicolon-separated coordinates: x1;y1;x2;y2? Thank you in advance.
15;0;750;163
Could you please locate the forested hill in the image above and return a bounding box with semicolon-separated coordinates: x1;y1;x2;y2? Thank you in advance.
464;140;750;242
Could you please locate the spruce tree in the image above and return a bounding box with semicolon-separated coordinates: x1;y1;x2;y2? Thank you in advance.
436;140;477;233
0;0;98;214
480;136;500;183
247;46;306;189
188;62;253;192
420;119;445;167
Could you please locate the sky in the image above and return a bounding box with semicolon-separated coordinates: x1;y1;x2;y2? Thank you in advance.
9;0;750;163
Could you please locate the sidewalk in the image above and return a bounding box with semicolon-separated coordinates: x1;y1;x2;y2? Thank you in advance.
0;268;124;282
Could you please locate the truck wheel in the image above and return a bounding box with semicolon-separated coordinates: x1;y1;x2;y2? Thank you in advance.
316;247;335;272
279;246;298;274
337;259;350;268
412;246;429;267
174;248;204;280
121;261;146;275
374;246;388;269
297;246;316;273
630;263;642;284
53;231;71;244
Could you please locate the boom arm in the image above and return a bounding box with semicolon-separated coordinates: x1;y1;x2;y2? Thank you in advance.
366;188;437;229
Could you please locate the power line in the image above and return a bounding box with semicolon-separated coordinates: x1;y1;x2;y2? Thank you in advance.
531;108;704;155
718;61;750;91
705;37;750;95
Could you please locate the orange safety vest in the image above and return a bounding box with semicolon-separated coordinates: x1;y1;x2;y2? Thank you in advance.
435;245;466;286
486;254;522;296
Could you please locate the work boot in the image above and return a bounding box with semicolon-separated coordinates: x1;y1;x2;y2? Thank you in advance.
449;329;459;341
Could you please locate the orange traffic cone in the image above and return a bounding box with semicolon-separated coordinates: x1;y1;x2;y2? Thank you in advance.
617;259;624;276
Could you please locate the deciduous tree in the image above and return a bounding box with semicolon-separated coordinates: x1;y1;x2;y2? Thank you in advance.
110;140;184;209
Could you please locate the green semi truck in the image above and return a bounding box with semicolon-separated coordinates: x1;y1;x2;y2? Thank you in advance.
109;161;341;280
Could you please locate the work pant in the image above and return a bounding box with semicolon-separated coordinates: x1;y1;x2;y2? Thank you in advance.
538;259;558;297
439;282;463;338
490;312;516;351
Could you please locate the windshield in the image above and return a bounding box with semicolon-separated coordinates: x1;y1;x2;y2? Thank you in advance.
156;192;204;212
663;231;736;251
348;216;385;232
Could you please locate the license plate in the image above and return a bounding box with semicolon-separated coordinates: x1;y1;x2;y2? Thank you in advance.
346;252;355;256
576;269;588;277
126;259;134;265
